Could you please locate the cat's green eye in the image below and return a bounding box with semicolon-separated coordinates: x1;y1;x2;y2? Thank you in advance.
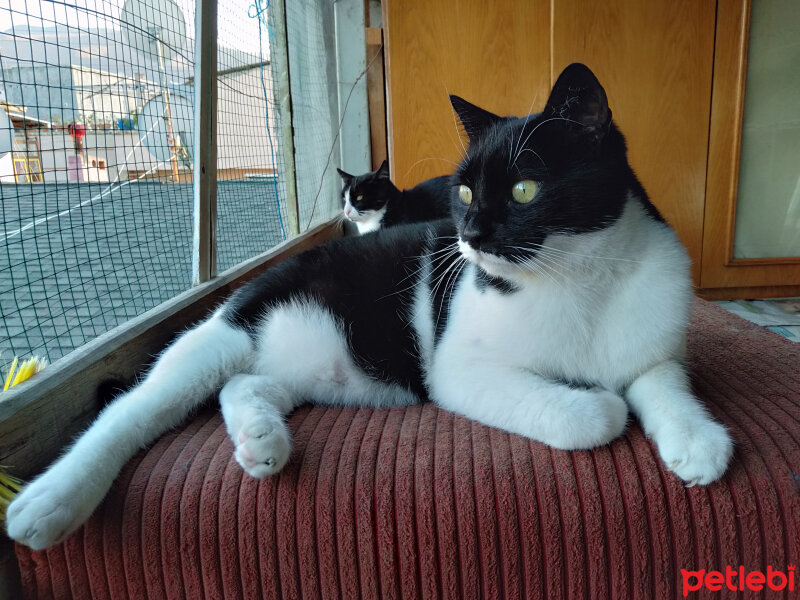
356;194;364;201
458;185;473;205
511;180;538;204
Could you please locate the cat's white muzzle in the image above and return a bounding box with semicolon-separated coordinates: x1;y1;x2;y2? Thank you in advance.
457;239;518;279
343;201;357;220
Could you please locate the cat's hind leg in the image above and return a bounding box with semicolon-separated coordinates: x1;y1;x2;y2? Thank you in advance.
253;299;419;409
625;359;733;485
219;300;421;478
6;314;254;550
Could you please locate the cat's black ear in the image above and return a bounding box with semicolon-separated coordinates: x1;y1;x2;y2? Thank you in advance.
373;159;390;180
449;95;500;144
336;168;353;184
544;63;611;143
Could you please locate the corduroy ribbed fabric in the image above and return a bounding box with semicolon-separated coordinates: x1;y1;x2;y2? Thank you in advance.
14;299;800;598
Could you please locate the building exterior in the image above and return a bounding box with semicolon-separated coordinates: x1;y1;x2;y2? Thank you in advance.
0;25;278;183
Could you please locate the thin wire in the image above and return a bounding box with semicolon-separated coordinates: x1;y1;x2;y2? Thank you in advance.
304;41;384;230
249;0;286;239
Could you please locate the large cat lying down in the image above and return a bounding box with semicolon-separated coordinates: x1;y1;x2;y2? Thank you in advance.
7;64;732;550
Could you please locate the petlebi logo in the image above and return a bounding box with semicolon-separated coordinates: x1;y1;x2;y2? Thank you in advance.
681;565;795;596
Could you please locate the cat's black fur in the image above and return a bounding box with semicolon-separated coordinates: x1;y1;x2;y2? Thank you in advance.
336;160;452;230
226;63;658;393
225;220;456;398
448;64;664;263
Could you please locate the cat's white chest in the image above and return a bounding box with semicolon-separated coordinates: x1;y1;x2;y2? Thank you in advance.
434;266;594;382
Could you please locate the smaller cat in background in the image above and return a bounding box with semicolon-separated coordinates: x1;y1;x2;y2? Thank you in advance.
337;160;452;233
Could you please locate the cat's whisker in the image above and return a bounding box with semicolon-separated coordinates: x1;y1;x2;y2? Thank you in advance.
428;251;464;306
443;257;467;321
511;253;564;291
428;242;461;257
517;240;633;262
509;245;575;271
508;245;571;267
508;133;519;169
510;116;586;167
531;252;571;282
535;254;575;274
433;256;466;334
402;157;461;182
513;148;546;169
381;246;461;302
445;84;469;159
390;245;460;293
510;92;541;168
428;257;458;302
405;240;459;267
518;241;643;263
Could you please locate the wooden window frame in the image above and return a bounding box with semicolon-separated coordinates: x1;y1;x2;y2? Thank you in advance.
700;0;800;298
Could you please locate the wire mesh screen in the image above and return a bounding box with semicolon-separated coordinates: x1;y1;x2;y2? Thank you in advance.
284;0;341;232
0;0;294;365
215;0;289;272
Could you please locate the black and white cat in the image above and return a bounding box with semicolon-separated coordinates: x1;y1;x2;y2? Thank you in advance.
337;160;451;232
7;64;732;550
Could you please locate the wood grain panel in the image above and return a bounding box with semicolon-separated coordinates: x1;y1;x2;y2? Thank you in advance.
366;27;388;170
701;0;800;290
383;0;550;188
552;1;717;285
698;284;800;301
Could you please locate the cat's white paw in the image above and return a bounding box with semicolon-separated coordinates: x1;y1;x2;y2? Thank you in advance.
6;471;100;550
547;388;628;450
654;419;733;486
233;415;292;478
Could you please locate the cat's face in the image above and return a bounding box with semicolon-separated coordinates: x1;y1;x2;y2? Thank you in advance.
337;161;395;224
450;63;632;281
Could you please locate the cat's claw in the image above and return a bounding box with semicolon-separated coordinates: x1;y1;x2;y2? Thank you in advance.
233;416;292;479
654;419;733;486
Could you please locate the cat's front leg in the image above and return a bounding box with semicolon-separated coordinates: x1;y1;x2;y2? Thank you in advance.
625;360;733;485
219;374;296;478
428;362;629;450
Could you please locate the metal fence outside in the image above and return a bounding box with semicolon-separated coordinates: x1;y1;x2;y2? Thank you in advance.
0;0;337;365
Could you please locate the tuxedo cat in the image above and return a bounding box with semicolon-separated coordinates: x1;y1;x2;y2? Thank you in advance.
337;160;452;232
7;64;732;550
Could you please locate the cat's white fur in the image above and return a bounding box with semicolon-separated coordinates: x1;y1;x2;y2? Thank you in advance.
428;200;731;483
343;188;387;233
6;197;732;550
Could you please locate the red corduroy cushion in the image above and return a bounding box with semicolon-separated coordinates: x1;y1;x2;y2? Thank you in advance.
14;299;800;598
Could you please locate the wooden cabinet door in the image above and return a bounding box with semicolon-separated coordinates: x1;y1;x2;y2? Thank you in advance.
384;0;716;286
552;0;717;285
701;0;800;298
383;0;551;185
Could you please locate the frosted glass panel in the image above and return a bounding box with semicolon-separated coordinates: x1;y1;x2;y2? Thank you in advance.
733;0;800;259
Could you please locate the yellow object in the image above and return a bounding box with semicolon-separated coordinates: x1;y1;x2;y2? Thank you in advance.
3;355;47;391
0;468;23;521
0;355;43;517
